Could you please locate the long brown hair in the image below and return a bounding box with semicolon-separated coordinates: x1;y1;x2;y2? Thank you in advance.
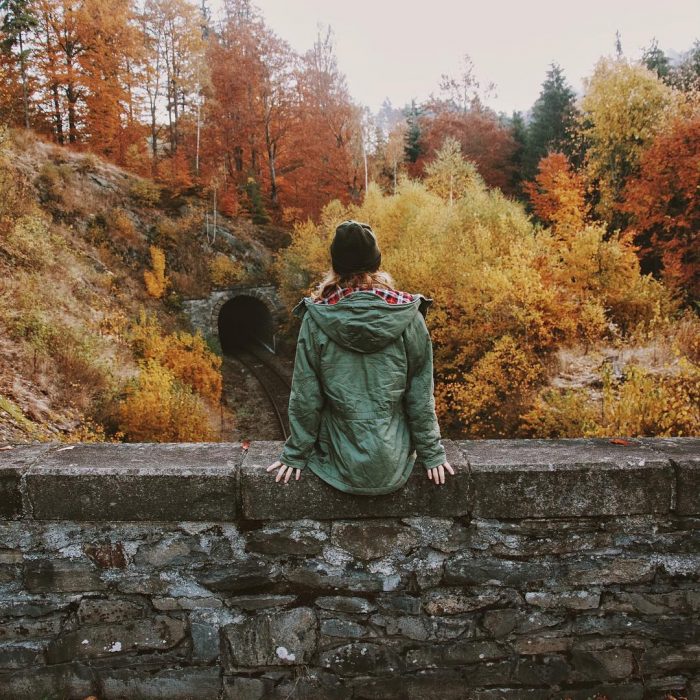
310;268;398;301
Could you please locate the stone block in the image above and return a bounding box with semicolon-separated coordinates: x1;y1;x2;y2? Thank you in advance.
640;643;700;671
285;560;401;593
197;558;276;593
25;442;242;521
45;615;186;664
331;521;420;560
101;667;222;700
561;555;656;586
349;670;475;700
463;438;674;517
0;642;43;670
0;445;51;519
406;640;509;668
514;635;574;655
225;594;297;611
375;594;421;615
570;648;636;681
241;440;470;520
320;617;366;638
444;552;560;588
525;589;601;610
224;607;317;666
0;661;96;699
600;589;699;615
318;642;402;676
272;670;352;700
511;655;571;685
77;597;147;624
24;558;106;593
481;608;517;637
0;593;76;619
191;621;220;663
0;614;63;641
639;437;700;515
422;590;502;615
245;523;327;556
222;676;272;700
133;534;208;567
315;596;376;614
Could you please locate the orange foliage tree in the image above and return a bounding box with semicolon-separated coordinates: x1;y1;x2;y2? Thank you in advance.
203;16;362;222
416;104;519;194
523;152;589;235
618;114;700;299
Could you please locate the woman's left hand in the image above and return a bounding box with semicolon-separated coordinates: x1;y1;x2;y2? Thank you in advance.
266;460;301;483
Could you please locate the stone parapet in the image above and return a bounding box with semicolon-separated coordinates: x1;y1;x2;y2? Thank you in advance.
0;438;698;699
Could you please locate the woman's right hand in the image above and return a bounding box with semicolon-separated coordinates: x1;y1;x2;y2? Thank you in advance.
427;461;454;485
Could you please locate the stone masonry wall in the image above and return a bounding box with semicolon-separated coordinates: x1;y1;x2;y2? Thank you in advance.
0;438;698;700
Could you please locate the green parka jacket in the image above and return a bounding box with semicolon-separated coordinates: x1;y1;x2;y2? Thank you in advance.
277;291;447;495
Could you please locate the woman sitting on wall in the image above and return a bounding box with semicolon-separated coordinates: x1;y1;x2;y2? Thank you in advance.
267;220;454;495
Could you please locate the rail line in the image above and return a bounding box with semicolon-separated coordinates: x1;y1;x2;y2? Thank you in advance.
231;344;291;441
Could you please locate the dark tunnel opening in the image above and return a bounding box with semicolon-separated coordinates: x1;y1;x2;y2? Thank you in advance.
218;296;274;354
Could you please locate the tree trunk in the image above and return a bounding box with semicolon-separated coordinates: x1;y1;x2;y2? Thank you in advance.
18;32;30;129
265;121;277;206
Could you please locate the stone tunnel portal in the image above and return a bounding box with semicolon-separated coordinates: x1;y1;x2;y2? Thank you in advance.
218;295;274;354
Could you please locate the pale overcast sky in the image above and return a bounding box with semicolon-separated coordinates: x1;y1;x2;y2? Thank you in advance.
217;0;700;117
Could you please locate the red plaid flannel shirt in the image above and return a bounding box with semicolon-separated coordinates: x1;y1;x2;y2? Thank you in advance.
314;285;415;305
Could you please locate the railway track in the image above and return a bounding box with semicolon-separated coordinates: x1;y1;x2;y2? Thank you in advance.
231;344;291;440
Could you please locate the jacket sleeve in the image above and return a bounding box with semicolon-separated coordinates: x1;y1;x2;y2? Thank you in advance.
278;314;324;470
403;313;447;470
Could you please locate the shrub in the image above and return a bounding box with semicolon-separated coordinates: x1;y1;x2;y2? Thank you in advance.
144;245;168;298
274;159;679;438
209;253;242;287
521;360;700;438
1;213;54;269
129;310;222;403
108;208;140;247
152;216;183;249
520;388;600;438
595;361;699;437
577;299;608;350
36;161;72;202
7;309;111;409
129;178;162;206
115;360;216;442
441;335;544;438
76;152;100;175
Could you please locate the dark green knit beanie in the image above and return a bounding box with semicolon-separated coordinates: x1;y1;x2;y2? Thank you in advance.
330;220;382;275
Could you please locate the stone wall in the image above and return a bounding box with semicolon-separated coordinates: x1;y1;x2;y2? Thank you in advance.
0;438;698;700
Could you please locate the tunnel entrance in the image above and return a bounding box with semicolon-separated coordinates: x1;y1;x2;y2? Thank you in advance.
218;296;274;354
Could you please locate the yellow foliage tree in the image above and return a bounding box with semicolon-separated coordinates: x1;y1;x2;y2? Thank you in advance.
144;245;168;298
274;146;673;438
424;136;484;205
577;57;678;223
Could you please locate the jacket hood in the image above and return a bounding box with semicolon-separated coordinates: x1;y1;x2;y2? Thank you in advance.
291;292;433;354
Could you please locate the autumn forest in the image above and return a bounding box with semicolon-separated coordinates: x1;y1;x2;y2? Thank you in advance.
0;0;698;442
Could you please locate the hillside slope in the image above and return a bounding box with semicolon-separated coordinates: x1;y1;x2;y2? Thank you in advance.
0;128;287;444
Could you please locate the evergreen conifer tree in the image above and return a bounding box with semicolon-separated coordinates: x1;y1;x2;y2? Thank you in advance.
522;63;578;180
